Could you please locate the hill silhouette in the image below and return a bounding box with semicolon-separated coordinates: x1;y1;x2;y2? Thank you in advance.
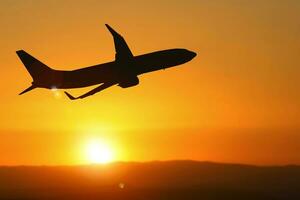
0;161;299;199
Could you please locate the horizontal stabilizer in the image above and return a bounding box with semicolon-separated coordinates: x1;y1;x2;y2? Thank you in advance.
19;85;36;95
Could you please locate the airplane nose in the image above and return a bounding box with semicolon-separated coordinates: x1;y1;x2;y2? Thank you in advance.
189;51;197;59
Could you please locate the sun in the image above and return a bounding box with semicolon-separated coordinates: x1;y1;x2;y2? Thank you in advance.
86;140;113;164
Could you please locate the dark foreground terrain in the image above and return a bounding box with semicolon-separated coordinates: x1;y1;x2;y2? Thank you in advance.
0;161;299;199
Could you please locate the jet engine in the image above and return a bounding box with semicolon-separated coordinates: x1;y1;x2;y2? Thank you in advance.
118;76;139;88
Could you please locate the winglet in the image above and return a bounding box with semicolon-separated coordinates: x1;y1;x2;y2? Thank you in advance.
105;24;118;36
64;91;77;100
104;24;133;61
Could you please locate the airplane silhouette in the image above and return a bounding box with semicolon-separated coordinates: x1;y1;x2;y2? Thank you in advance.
17;24;196;100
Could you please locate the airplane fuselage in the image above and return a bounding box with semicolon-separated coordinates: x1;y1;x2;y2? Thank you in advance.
46;48;196;89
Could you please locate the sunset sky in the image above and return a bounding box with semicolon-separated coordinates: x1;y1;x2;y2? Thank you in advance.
0;0;299;165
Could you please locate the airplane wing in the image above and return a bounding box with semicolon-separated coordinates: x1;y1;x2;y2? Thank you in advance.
64;82;116;100
105;24;133;61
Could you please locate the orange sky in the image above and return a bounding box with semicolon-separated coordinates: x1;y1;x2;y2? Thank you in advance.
0;0;299;165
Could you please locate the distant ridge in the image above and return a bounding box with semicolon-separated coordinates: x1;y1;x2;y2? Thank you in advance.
5;160;299;167
1;160;299;199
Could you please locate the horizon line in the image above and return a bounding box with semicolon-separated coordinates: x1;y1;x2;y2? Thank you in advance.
1;159;299;168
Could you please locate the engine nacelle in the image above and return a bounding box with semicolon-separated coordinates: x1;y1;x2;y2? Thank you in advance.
118;76;139;88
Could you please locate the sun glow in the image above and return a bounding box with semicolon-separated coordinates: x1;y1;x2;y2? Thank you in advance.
50;86;62;99
86;140;113;164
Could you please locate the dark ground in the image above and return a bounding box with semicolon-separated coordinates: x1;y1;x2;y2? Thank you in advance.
0;161;299;199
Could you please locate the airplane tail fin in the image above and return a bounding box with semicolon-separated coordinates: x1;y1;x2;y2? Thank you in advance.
16;50;53;95
16;50;52;81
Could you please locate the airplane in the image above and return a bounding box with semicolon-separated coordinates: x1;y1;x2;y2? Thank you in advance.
17;24;196;100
